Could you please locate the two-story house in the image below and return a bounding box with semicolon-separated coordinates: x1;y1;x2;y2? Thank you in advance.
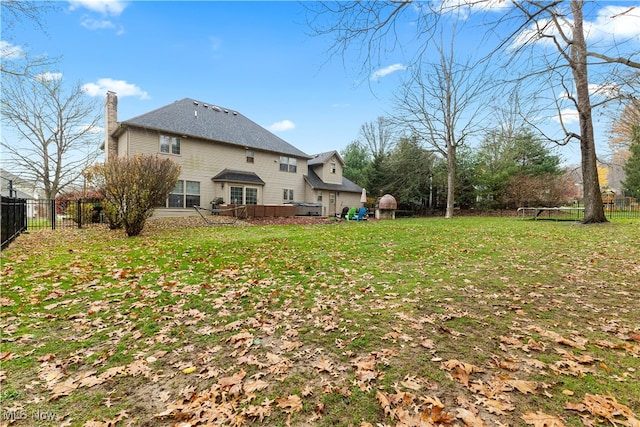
104;92;363;217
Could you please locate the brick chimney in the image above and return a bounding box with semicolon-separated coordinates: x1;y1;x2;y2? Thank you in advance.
105;91;118;162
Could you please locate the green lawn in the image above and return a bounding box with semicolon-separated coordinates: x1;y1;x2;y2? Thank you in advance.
1;217;639;426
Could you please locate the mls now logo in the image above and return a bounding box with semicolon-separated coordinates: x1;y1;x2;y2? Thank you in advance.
3;410;27;420
2;410;56;422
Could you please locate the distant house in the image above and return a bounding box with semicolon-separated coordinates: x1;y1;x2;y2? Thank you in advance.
104;92;362;217
0;169;37;199
0;169;39;219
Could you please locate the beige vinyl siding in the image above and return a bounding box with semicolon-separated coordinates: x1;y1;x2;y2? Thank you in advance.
127;128;161;156
304;181;361;217
116;131;129;157
122;127;307;207
315;155;343;185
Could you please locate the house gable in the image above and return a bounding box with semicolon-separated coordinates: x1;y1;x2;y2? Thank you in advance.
308;151;344;185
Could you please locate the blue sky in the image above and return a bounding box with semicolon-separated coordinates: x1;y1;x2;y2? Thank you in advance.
4;1;406;158
2;0;639;165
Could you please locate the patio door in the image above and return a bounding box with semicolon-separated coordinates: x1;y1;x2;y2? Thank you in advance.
329;193;336;217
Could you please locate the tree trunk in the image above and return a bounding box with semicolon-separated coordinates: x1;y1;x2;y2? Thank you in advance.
570;0;607;223
446;144;456;219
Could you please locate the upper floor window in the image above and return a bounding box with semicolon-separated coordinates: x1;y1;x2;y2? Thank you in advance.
330;162;336;174
246;150;254;163
279;156;297;173
160;135;180;155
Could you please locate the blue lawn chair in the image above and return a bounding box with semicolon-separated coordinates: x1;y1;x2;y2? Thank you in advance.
354;207;368;221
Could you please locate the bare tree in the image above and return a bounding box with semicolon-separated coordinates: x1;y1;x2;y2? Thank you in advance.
308;0;640;223
1;73;102;199
1;0;57;77
393;34;489;218
359;117;395;159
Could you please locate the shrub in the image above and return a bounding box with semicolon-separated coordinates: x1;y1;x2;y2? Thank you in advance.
66;201;96;225
91;155;181;236
101;199;122;230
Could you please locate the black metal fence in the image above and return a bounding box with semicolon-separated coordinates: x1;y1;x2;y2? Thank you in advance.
517;201;640;221
1;198;106;248
1;196;27;249
25;198;105;231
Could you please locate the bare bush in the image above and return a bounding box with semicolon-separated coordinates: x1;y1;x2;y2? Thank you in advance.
91;156;180;236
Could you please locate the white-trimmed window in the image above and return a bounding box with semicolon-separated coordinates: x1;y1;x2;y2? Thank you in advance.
230;186;244;205
246;188;258;205
230;186;259;205
279;156;297;173
160;135;180;155
317;191;323;202
185;181;200;207
283;188;294;202
168;180;200;207
246;150;254;163
330;162;336;174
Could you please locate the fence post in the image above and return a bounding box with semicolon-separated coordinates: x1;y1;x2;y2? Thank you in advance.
77;199;82;229
50;199;56;230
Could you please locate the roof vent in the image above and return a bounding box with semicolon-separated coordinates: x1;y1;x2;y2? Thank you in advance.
203;104;208;108
224;110;229;113
193;101;199;105
233;111;238;115
212;106;222;112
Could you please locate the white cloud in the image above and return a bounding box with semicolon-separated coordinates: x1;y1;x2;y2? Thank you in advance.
82;78;149;99
552;108;580;125
371;63;407;81
268;120;296;132
511;5;640;50
70;1;127;34
587;6;640;41
589;82;620;99
81;17;115;30
35;72;63;82
0;41;24;59
68;0;127;16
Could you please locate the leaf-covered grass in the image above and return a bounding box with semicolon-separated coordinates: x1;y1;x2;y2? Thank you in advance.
1;216;639;426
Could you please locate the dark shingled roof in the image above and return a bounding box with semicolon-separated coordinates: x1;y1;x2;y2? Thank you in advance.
117;98;310;159
308;150;345;167
212;169;265;185
304;168;362;193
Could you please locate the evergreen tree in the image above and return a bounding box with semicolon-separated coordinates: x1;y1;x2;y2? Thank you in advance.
384;136;435;206
341;141;370;186
474;128;562;209
622;126;640;199
365;154;389;198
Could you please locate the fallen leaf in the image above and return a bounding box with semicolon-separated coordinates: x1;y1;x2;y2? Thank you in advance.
276;394;302;414
456;407;488;427
521;410;565;426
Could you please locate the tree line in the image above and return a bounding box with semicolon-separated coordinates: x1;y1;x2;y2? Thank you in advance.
342;114;640;213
